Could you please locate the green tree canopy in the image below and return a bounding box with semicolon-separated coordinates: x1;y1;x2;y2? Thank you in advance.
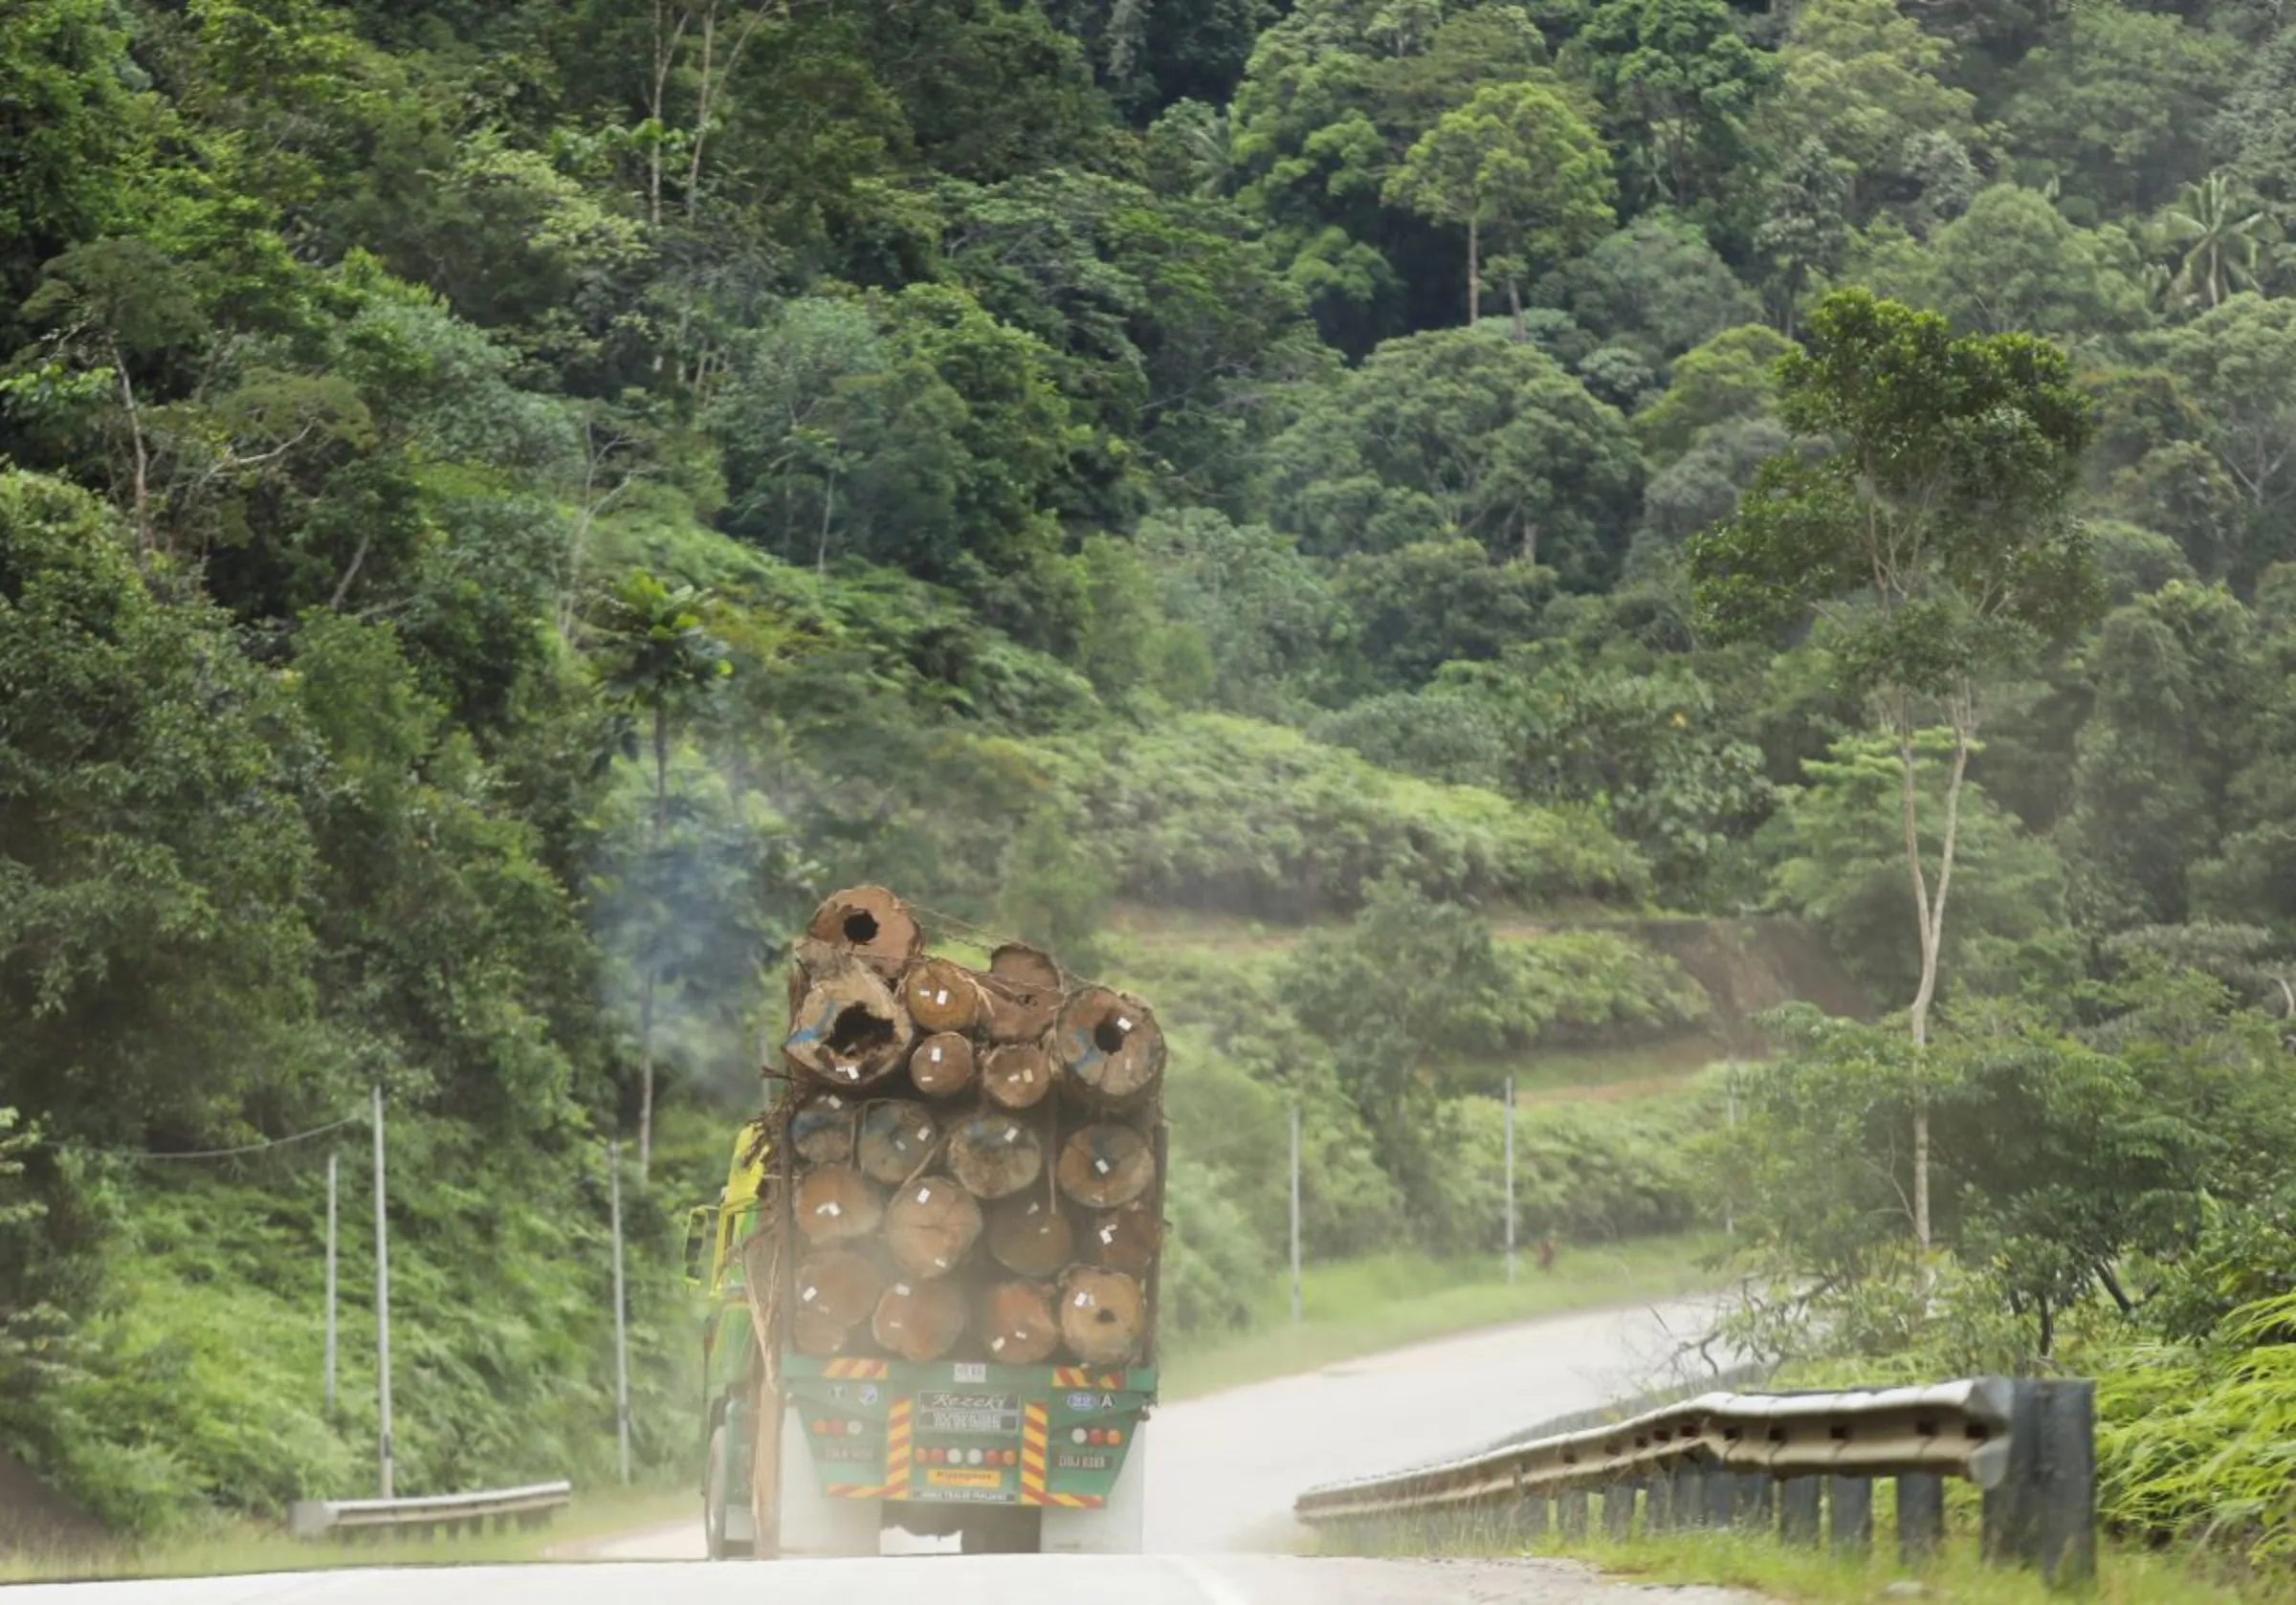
1266;325;1643;586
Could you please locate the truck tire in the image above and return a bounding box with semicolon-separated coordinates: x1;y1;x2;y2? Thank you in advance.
705;1424;752;1560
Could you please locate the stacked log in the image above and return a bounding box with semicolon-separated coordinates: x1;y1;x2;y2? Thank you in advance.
770;887;1163;1367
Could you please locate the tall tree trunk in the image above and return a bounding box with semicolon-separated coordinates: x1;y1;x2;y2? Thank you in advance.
109;338;154;556
1467;213;1480;327
639;699;671;1183
1506;277;1526;343
1895;692;1976;1258
638;975;658;1186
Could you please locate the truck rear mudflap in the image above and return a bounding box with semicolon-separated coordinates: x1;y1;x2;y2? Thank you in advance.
782;1353;1155;1509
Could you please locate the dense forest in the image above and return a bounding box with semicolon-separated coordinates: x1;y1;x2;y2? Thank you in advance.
8;0;2296;1565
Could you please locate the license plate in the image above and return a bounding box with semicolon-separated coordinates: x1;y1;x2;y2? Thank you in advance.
916;1392;1021;1434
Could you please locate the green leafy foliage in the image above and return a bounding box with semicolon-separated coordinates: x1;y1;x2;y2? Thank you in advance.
1265;325;1644;587
20;0;2296;1554
1049;714;1648;917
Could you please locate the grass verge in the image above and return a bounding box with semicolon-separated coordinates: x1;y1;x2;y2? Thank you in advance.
1160;1232;1723;1400
1541;1529;2284;1605
0;1484;697;1583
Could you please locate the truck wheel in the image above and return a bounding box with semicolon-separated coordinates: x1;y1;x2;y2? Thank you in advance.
705;1424;751;1560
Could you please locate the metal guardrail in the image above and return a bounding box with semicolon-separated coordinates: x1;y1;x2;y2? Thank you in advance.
288;1480;574;1540
1296;1377;2096;1589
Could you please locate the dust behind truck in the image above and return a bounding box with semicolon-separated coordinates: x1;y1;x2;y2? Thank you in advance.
686;887;1168;1558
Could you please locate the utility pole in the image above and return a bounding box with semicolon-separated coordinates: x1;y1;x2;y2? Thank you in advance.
372;1085;394;1500
609;1140;632;1485
1504;1076;1516;1285
1289;1103;1303;1326
324;1151;339;1418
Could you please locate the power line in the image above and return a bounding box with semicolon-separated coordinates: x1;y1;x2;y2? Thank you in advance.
60;1111;366;1163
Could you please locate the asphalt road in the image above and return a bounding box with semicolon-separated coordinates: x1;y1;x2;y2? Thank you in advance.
582;1293;1725;1561
5;1555;1763;1605
9;1298;1750;1605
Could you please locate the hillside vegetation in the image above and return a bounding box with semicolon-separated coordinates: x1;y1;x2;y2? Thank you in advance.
9;0;2296;1569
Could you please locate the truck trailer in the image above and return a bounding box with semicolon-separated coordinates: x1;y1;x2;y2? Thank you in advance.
688;887;1166;1558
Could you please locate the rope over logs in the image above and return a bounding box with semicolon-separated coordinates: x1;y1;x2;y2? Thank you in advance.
770;887;1162;1365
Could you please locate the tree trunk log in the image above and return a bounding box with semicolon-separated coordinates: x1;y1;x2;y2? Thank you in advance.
986;1195;1074;1280
884;1176;983;1279
1059;1267;1146;1366
794;1248;885;1328
872;1279;967;1362
901;958;982;1034
1088;1198;1161;1276
982;1043;1052;1110
980;1281;1061;1365
1057;1123;1156;1210
791;1309;851;1358
803;885;922;978
910;1033;976;1098
790;1092;859;1166
948;1112;1045;1199
980;950;1061;1043
856;1100;942;1185
795;1164;883;1246
784;956;914;1088
1055;989;1164;1105
991;942;1064;991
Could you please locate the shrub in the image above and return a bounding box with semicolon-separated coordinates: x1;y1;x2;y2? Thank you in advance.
1047;714;1647;918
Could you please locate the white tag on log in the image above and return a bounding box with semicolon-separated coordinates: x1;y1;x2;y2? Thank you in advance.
1116;1017;1132;1031
820;1201;842;1218
1093;1157;1111;1175
916;1187;933;1204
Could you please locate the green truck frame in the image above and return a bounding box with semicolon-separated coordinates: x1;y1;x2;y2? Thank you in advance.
687;1115;1161;1558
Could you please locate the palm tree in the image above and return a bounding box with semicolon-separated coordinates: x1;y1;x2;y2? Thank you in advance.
593;570;731;1181
2158;172;2279;311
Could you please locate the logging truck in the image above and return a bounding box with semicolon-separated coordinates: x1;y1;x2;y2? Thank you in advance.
686;887;1165;1559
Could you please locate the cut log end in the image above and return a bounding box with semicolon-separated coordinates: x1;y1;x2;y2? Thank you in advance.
789;955;914;1092
1056;988;1165;1104
910;1033;977;1098
856;1100;942;1186
872;1280;967;1363
985;1195;1075;1280
794;1248;886;1329
784;959;915;1088
948;1112;1046;1200
901;957;983;1035
805;885;923;978
883;1176;984;1280
790;1092;859;1166
989;942;1063;993
791;1309;852;1358
1059;1267;1146;1367
982;1043;1052;1110
795;1164;884;1247
1056;1123;1156;1210
980;1281;1061;1366
1090;1199;1162;1276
